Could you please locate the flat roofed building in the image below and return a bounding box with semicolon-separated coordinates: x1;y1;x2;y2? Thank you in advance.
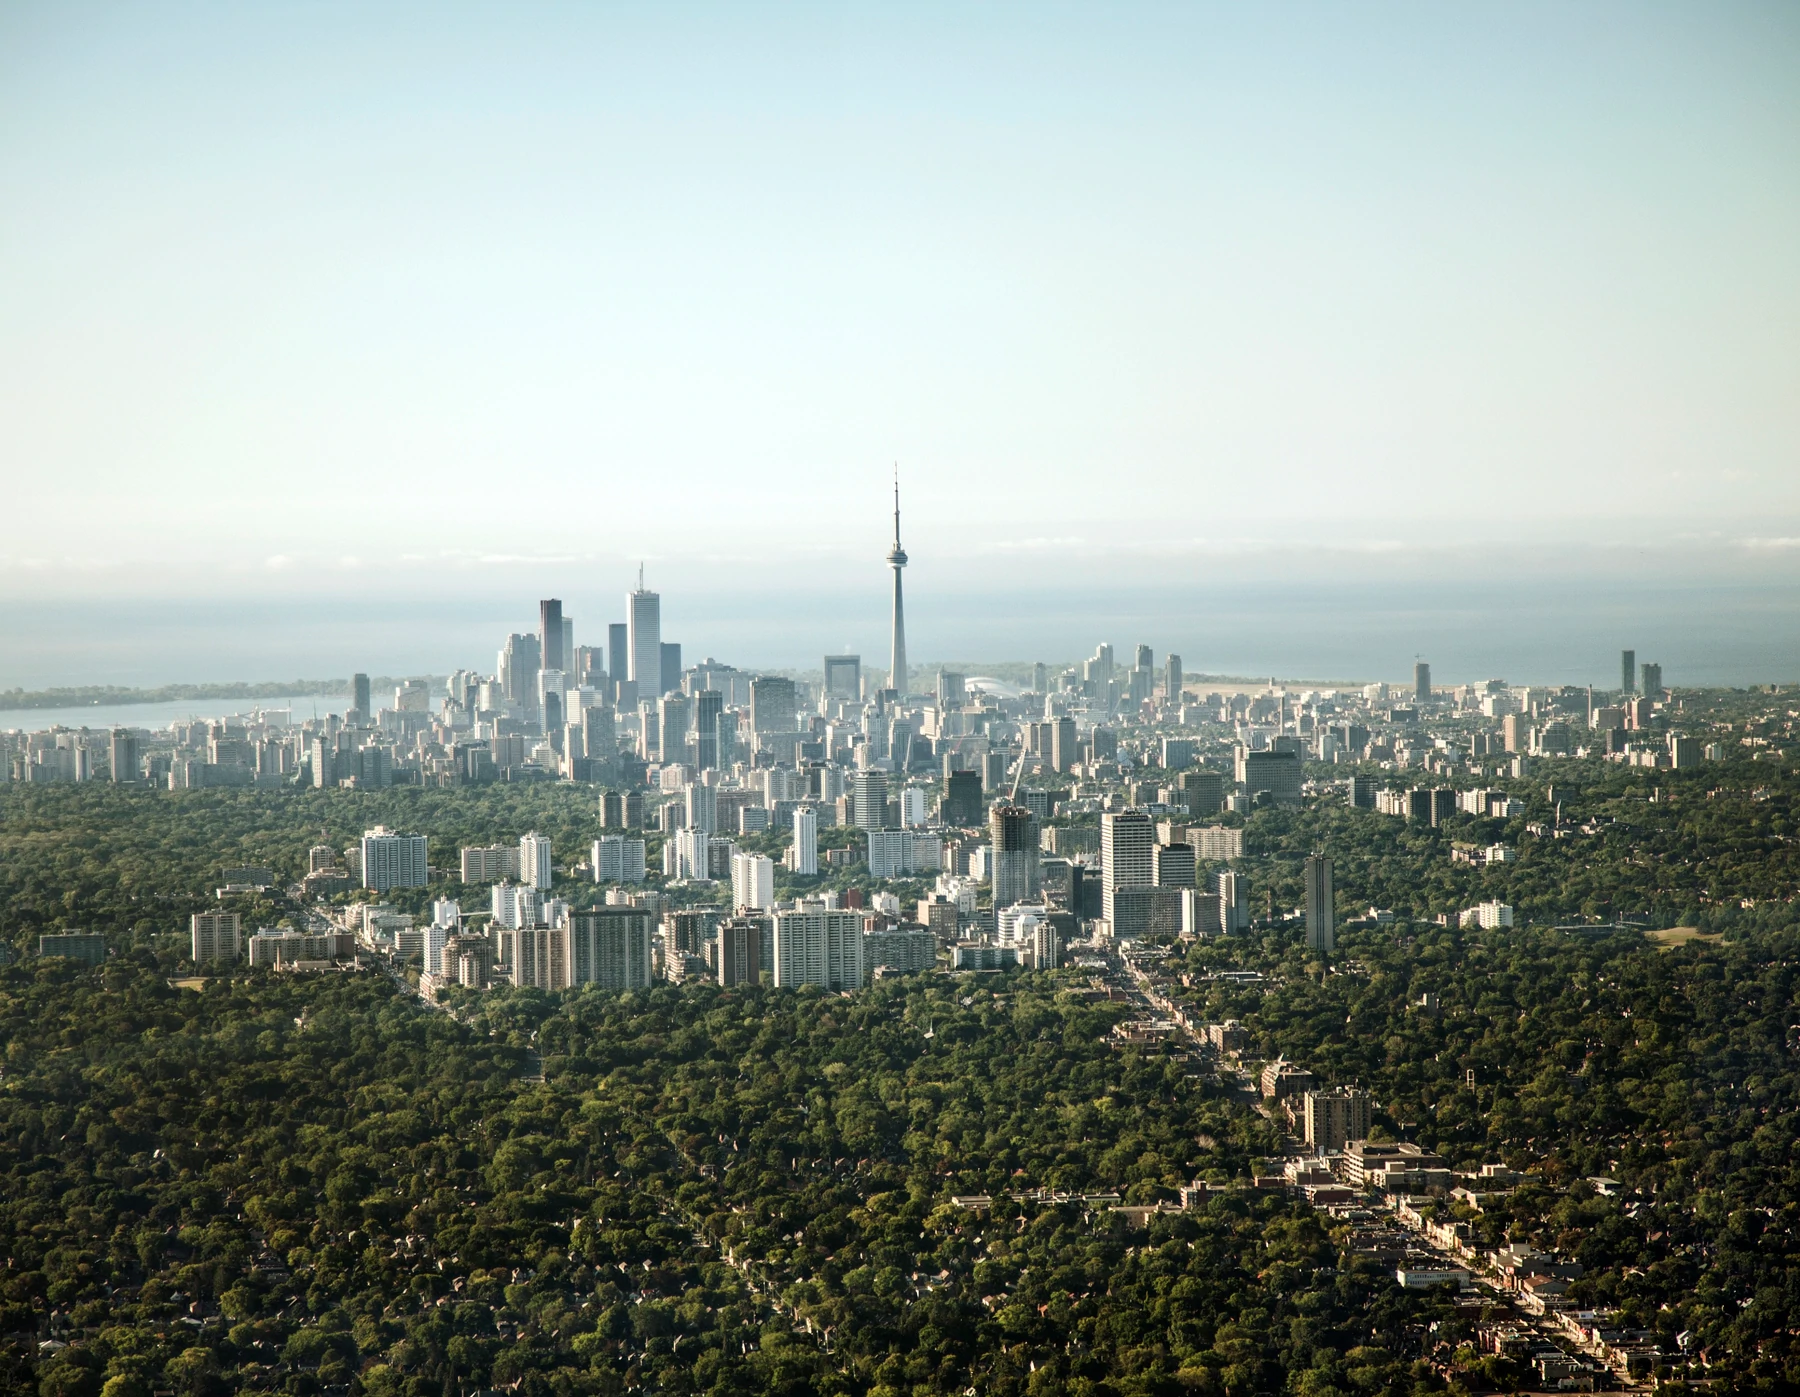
1304;855;1334;954
361;826;428;891
1188;825;1243;860
864;926;938;975
248;929;355;968
592;835;647;884
773;908;865;990
191;912;242;965
823;654;862;701
731;852;775;911
1237;749;1302;805
1302;1087;1370;1151
461;844;522;883
567;908;655;989
1153;842;1196;888
38;932;107;966
989;804;1041;907
502;924;570;991
1100;810;1155;929
519;832;554;889
714;915;765;986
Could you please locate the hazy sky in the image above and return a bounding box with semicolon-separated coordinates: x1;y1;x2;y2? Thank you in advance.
2;3;1798;676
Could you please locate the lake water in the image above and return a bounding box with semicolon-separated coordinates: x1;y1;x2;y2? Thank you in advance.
1;695;353;735
1;575;1797;700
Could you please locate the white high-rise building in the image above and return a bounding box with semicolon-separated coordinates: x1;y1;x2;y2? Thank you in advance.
361;826;428;892
867;829;943;878
1100;810;1155;931
773;908;865;990
426;899;460;976
668;826;711;881
490;880;542;929
790;807;818;875
1217;869;1249;934
519;832;554;889
731;852;775;911
685;782;717;834
852;769;888;830
191;912;241;965
996;904;1059;969
592;836;647;884
628;573;662;695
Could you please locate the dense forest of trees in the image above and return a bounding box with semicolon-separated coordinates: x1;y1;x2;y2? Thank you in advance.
0;961;1460;1397
1;762;1798;1396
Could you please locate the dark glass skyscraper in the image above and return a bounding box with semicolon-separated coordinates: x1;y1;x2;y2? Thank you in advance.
539;598;564;674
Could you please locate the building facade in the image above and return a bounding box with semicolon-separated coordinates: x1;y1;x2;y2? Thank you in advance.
567;909;656;989
191;912;242;965
361;826;428;891
773;909;865;990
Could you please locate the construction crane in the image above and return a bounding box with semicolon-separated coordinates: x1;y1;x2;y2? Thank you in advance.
1008;742;1030;804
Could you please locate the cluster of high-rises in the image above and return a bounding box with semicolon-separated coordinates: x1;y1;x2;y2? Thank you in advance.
9;476;1726;985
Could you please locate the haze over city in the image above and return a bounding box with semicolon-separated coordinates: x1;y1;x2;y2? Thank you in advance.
3;2;1798;684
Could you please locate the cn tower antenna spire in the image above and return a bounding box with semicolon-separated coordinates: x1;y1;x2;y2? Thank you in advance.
886;464;908;698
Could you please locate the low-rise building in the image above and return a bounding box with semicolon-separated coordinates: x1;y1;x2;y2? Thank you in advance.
247;929;356;968
38;932;107;966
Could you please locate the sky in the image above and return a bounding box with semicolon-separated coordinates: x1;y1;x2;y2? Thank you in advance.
1;3;1798;686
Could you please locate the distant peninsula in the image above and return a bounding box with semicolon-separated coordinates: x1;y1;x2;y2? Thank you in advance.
0;680;433;712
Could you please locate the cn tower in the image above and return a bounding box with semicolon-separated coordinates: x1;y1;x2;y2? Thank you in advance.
887;471;908;697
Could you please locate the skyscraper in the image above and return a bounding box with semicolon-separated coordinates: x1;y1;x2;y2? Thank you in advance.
989;804;1042;908
823;655;861;701
731;852;775;911
1100;810;1156;932
1164;654;1183;703
539;599;564;675
1304;855;1334;955
694;689;724;769
351;673;371;721
583;705;615;766
887;475;908;696
500;634;542;717
660;642;682;697
791;806;818;875
519;832;554;890
659;693;690;765
1621;649;1636;694
1640;662;1663;697
1217;869;1249;933
628;571;661;695
852;769;889;830
1413;662;1431;703
108;729;139;784
773;908;865;990
750;676;796;737
715;916;764;986
566;909;655;989
608;623;629;685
